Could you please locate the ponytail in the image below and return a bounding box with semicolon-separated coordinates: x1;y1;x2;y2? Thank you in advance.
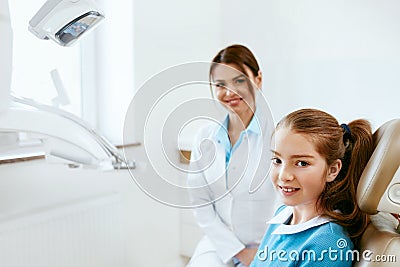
319;119;374;248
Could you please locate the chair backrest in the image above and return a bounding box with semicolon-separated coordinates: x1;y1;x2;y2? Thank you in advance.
354;119;400;266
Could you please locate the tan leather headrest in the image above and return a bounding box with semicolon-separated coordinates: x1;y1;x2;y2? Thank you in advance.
357;119;400;214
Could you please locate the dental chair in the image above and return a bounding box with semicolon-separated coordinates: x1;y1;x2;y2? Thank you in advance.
355;119;400;266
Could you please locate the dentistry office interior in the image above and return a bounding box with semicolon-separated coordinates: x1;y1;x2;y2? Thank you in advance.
1;0;400;266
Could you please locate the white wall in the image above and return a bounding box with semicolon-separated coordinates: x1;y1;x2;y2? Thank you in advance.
133;0;222;90
220;0;400;129
131;0;224;145
83;0;135;145
0;0;12;112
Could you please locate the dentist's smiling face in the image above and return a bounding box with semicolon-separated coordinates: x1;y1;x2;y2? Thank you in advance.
211;63;261;117
270;127;337;210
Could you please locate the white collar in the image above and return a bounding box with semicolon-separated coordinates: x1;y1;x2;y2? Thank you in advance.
267;206;331;235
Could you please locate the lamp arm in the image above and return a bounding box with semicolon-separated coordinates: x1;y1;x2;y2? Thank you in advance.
0;95;134;169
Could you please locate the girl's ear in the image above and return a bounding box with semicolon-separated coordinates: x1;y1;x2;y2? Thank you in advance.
327;159;342;182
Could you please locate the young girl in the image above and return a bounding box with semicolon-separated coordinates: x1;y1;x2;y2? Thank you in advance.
250;108;374;266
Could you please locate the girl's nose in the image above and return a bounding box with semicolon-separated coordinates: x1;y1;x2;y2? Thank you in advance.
278;165;294;182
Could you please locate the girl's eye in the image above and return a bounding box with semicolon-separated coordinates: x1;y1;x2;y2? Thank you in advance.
271;157;281;164
296;161;309;167
215;83;225;88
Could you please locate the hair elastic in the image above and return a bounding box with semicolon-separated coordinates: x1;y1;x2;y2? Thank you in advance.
341;124;352;145
341;123;351;135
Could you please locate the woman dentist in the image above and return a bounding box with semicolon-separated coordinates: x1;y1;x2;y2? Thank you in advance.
187;44;278;267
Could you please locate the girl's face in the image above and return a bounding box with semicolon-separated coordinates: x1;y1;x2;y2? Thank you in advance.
270;127;341;211
211;63;261;117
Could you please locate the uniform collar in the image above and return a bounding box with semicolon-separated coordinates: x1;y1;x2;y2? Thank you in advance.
214;109;261;140
246;111;261;135
267;206;331;235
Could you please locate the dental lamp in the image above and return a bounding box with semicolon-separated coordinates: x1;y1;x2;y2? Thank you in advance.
29;0;105;46
1;0;134;169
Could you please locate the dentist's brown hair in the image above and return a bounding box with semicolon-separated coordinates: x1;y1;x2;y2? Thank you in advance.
210;44;260;79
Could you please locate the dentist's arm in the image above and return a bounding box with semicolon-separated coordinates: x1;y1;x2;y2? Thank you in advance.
187;133;245;263
188;174;245;263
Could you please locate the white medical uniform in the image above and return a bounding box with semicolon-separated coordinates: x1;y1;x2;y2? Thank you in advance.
187;103;278;267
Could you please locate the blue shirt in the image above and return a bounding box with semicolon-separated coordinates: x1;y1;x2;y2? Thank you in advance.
250;206;354;267
215;114;261;168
